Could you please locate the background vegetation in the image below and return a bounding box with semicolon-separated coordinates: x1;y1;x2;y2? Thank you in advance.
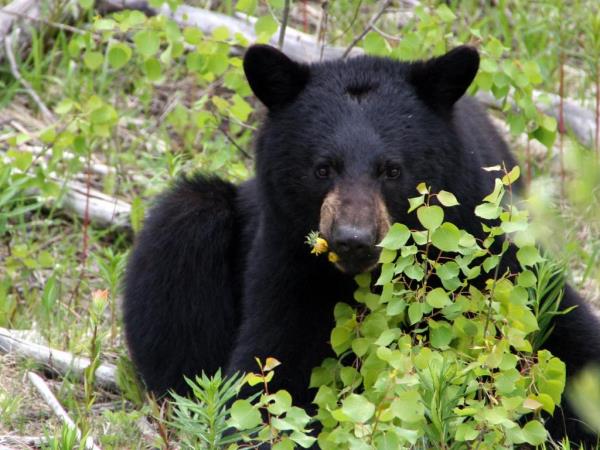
0;0;599;448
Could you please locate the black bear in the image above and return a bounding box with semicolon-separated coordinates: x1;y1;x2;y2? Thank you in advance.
123;44;600;445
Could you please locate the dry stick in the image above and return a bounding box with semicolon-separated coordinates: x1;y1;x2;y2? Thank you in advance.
342;0;392;58
4;31;55;122
27;372;102;450
277;0;290;49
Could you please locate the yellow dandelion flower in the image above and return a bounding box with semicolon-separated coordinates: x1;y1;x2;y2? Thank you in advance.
328;252;339;263
311;237;329;255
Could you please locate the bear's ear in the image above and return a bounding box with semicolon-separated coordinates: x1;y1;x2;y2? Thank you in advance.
408;46;479;110
243;45;310;109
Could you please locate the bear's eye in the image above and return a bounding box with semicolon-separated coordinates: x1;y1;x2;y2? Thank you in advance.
315;165;331;179
384;166;401;180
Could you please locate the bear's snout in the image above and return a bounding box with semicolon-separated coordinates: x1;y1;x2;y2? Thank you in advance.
319;183;390;274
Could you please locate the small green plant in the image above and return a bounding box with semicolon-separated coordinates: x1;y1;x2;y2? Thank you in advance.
170;361;315;449
310;169;569;449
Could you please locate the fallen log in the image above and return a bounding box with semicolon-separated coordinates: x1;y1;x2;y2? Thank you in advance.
0;327;118;392
61;180;131;229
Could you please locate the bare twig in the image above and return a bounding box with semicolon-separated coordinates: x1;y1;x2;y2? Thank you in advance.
342;0;392;58
27;372;102;450
4;31;55;122
277;0;290;49
220;126;252;159
0;327;118;391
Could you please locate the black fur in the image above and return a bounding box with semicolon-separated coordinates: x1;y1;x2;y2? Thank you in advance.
123;46;600;446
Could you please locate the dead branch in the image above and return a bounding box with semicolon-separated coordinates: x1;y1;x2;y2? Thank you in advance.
0;327;118;392
27;372;102;450
62;180;131;229
4;30;55;122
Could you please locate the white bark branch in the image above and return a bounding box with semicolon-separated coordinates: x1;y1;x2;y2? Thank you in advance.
61;180;131;229
27;372;102;450
0;327;118;392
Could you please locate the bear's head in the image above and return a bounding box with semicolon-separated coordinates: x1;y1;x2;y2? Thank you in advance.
244;45;481;275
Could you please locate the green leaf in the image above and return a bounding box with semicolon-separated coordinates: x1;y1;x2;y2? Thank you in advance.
455;422;479;441
272;438;295;450
331;327;351;355
379;223;411;249
501;166;520;185
363;32;389;56
531;125;556;149
516;245;542;267
83;51;103;70
378;248;396;264
404;264;425;281
522;61;543;85
107;43;132;69
236;0;257;14
341;394;375;423
517;270;537;288
376;262;395;286
474;202;501;220
229;400;262;430
437;190;459;207
426;288;451;308
183;26;203;45
391;390;424;423
255;15;279;41
522;420;547;445
408;302;423;325
431;222;461;252
133;29;160;58
429;320;453;348
408;195;425;212
436;4;456;22
416;182;429;194
417;205;444;230
436;262;460;281
143;57;162;81
230;95;253;122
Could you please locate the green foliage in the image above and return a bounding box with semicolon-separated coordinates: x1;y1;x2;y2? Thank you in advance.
1;0;599;447
170;364;315;449
169;173;581;449
310;172;569;449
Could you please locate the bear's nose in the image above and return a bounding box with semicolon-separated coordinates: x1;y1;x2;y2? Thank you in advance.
331;225;375;257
